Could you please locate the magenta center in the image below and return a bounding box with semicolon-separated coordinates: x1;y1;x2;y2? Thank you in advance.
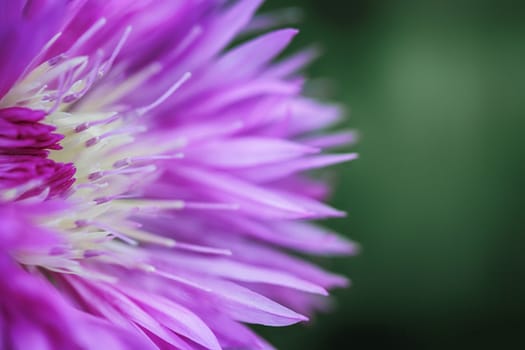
0;107;75;199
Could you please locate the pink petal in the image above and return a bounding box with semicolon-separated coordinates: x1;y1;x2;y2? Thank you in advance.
185;137;319;168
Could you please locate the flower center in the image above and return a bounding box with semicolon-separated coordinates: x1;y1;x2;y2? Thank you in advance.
0;47;190;277
0;106;75;200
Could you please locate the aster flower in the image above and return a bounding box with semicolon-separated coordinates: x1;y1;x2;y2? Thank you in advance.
0;1;358;349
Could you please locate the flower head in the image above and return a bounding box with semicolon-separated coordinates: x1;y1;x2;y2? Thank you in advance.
0;1;358;349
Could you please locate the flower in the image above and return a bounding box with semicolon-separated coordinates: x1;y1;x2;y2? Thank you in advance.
0;1;358;349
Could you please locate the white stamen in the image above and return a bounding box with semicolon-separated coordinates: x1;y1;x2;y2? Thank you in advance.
69;18;107;54
171;25;203;58
113;153;184;169
99;26;132;76
74;112;120;132
137;72;191;115
88;165;157;181
85;125;146;147
23;31;63;77
63;50;105;103
93;223;140;246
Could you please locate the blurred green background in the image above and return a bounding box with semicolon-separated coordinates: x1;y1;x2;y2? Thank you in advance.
260;0;525;349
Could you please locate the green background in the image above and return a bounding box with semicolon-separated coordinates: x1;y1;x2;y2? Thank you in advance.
259;0;525;348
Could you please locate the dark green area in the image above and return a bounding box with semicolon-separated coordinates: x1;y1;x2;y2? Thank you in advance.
260;0;525;348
